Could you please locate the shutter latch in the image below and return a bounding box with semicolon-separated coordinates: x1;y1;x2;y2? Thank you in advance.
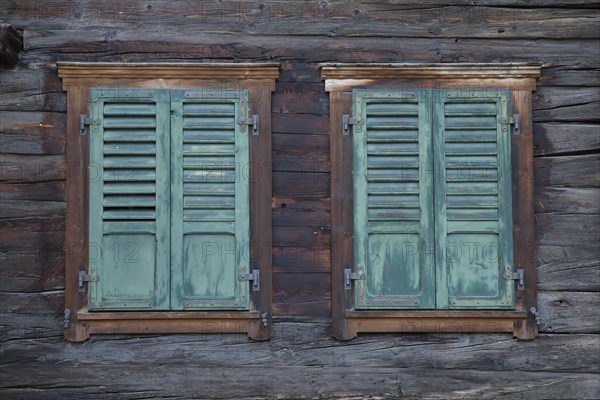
239;269;260;291
504;268;524;291
78;270;98;292
344;266;365;290
80;114;91;135
238;115;259;135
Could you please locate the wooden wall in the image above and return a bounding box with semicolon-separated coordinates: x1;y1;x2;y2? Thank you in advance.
1;1;599;398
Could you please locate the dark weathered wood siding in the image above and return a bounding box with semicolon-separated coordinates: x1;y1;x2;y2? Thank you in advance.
1;1;599;398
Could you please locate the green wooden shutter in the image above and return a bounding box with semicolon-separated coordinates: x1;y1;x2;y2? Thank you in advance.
434;89;514;309
169;90;250;310
88;88;170;310
353;89;435;309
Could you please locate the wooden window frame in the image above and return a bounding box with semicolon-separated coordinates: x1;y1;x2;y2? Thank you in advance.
321;63;541;340
58;62;279;342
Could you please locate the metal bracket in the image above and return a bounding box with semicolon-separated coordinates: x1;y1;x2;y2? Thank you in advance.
80;114;91;135
78;270;98;292
344;267;365;290
238;115;259;135
63;309;71;329
511;113;520;134
504;268;525;291
239;269;260;291
530;306;541;325
342;114;355;136
260;312;269;328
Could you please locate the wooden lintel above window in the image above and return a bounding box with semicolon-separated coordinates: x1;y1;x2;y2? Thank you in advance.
321;63;542;91
57;62;281;83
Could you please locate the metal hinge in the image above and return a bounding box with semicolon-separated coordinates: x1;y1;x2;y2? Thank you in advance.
78;270;98;292
80;114;91;135
238;115;259;135
530;306;541;325
239;269;260;291
342;114;355;135
344;266;365;290
510;113;520;133
504;268;525;291
63;308;71;329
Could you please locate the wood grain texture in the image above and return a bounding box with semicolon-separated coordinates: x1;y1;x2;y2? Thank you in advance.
0;0;598;396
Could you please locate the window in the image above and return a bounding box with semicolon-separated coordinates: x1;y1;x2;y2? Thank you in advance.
59;63;279;341
322;63;541;340
88;88;250;311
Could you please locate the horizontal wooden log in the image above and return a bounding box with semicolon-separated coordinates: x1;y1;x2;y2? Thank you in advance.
537;244;599;292
2;325;600;371
273;82;328;114
538;66;600;87
0;111;65;137
1;332;600;398
21;28;600;68
534;154;599;188
273;273;330;317
0;133;65;155
0;66;66;112
0;154;66;183
0;200;65;219
537;291;600;333
5;1;600;39
533;86;600;123
0;217;65;292
0;313;63;341
272;244;330;273
536;213;600;247
272;196;330;226
273;226;330;248
534;123;600;156
273;171;330;197
272;113;329;134
0;181;66;201
535;187;599;214
273;133;330;172
0;291;64;315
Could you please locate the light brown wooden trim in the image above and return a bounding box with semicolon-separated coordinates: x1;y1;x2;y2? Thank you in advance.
59;63;279;342
57;62;281;81
323;63;539;340
320;63;541;80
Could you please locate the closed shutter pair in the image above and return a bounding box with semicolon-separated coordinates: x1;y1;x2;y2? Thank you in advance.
89;88;250;311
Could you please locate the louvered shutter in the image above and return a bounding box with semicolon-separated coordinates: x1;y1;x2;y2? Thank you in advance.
353;89;435;309
88;88;170;310
169;90;250;310
434;89;514;309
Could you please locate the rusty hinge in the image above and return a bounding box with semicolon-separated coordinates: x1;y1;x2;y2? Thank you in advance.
504;268;525;291
78;270;98;292
342;114;354;135
238;115;259;135
344;266;365;290
80;114;91;135
239;269;260;291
